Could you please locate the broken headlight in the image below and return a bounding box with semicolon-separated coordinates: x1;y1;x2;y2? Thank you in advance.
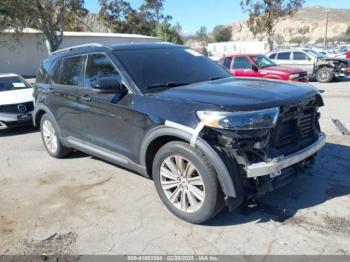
196;107;279;130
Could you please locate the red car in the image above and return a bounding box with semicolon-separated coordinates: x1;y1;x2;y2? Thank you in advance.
220;54;308;82
346;50;350;59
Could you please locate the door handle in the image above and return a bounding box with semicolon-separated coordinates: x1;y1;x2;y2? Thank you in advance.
81;95;92;102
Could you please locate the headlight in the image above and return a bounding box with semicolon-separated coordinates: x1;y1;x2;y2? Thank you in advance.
289;73;300;79
196;107;279;130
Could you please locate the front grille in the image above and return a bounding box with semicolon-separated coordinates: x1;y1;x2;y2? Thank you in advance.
273;97;317;149
0;101;34;113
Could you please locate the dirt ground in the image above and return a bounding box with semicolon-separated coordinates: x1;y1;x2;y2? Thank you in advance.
0;80;349;255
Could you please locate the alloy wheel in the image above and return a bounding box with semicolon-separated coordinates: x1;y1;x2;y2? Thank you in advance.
42;119;58;154
160;155;205;213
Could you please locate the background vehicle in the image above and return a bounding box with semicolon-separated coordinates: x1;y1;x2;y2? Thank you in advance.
267;49;350;83
0;73;34;130
220;54;307;82
33;43;325;224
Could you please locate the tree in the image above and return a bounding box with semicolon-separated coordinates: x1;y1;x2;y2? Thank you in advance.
211;25;232;42
0;0;87;52
196;26;209;45
345;26;350;36
156;21;183;44
240;0;305;51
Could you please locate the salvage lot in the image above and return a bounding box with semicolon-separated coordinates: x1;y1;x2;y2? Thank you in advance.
0;80;350;255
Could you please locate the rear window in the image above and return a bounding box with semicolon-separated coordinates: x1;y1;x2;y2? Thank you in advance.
277;52;291;60
51;56;84;86
0;76;31;92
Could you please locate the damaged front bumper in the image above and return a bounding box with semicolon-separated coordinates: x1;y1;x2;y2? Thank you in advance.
246;132;326;178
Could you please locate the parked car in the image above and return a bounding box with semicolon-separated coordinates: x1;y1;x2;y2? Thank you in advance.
220;54;308;82
267;49;350;83
33;43;326;223
346;50;350;59
0;73;34;130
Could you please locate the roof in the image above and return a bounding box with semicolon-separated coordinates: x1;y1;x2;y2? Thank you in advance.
3;28;159;40
0;73;19;78
48;42;182;59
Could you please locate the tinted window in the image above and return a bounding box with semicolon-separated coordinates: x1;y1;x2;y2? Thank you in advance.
293;52;308;60
84;54;121;88
0;76;31;92
113;47;231;93
59;56;83;86
36;60;53;83
269;53;276;59
232;57;252;69
277;52;291;60
223;57;232;68
51;60;61;84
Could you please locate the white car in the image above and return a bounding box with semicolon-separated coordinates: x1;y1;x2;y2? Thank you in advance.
0;73;34;130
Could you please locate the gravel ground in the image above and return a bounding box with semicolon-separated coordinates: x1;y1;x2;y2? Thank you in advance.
0;79;349;255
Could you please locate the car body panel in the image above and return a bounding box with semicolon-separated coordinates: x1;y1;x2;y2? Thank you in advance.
0;88;33;105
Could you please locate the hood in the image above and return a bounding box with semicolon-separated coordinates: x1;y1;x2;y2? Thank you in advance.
153;77;319;111
320;57;350;63
261;65;305;74
0;88;33;105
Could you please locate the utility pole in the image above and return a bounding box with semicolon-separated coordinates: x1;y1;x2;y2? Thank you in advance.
324;9;330;49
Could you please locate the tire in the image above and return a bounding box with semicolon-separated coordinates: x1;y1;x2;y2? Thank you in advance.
152;141;225;224
40;114;71;158
316;67;333;83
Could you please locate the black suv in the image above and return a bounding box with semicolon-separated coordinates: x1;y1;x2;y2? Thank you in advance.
33;43;326;223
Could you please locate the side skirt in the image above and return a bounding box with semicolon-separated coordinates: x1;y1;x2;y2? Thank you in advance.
63;136;148;177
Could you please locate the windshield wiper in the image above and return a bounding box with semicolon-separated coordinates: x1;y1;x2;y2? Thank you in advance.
209;76;228;81
146;82;190;90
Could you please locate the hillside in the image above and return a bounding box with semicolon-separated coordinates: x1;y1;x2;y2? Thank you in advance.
231;6;350;43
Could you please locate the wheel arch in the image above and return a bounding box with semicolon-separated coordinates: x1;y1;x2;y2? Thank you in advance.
32;105;62;137
140;126;238;198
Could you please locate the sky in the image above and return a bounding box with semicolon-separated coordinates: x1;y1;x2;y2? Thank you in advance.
84;0;350;34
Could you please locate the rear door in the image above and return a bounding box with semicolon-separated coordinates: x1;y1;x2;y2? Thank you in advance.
48;55;85;138
275;52;292;67
291;51;314;74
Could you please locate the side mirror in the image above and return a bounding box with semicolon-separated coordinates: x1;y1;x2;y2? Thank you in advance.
252;64;259;72
306;56;312;61
93;77;124;93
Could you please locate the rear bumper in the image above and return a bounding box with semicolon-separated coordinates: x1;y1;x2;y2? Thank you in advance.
246;132;326;178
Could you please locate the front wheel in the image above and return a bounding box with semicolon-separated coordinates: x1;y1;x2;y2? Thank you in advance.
152;141;224;224
316;67;333;83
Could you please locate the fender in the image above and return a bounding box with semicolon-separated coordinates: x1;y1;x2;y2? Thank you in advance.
32;104;63;138
140;124;237;198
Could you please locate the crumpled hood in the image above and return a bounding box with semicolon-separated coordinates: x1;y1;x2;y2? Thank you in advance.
153;77;320;111
0;88;33;105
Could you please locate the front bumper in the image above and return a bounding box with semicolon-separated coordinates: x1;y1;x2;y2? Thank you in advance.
246;132;326;178
0;112;33;130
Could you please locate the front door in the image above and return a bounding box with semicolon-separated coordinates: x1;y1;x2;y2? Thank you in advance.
78;53;146;161
291;51;315;74
231;56;259;78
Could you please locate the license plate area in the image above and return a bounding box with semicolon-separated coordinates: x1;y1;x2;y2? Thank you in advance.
17;114;32;122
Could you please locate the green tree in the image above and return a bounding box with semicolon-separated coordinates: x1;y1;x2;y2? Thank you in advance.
240;0;305;51
156;21;183;44
211;25;232;42
196;26;209;45
345;26;350;36
0;0;87;52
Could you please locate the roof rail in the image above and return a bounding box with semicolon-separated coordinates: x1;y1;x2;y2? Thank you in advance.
49;43;104;56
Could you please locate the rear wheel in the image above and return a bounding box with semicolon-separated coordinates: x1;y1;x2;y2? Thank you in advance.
40;114;71;158
316;67;333;83
152;141;224;224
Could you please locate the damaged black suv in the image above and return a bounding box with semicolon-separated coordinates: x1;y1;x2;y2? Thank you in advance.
33;43;326;223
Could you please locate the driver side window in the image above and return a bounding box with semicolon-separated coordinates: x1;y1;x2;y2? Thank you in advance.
84;54;122;88
232;57;252;69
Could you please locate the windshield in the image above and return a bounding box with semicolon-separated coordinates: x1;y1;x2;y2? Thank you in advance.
0;76;31;92
304;49;325;58
252;55;276;68
113;47;232;93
